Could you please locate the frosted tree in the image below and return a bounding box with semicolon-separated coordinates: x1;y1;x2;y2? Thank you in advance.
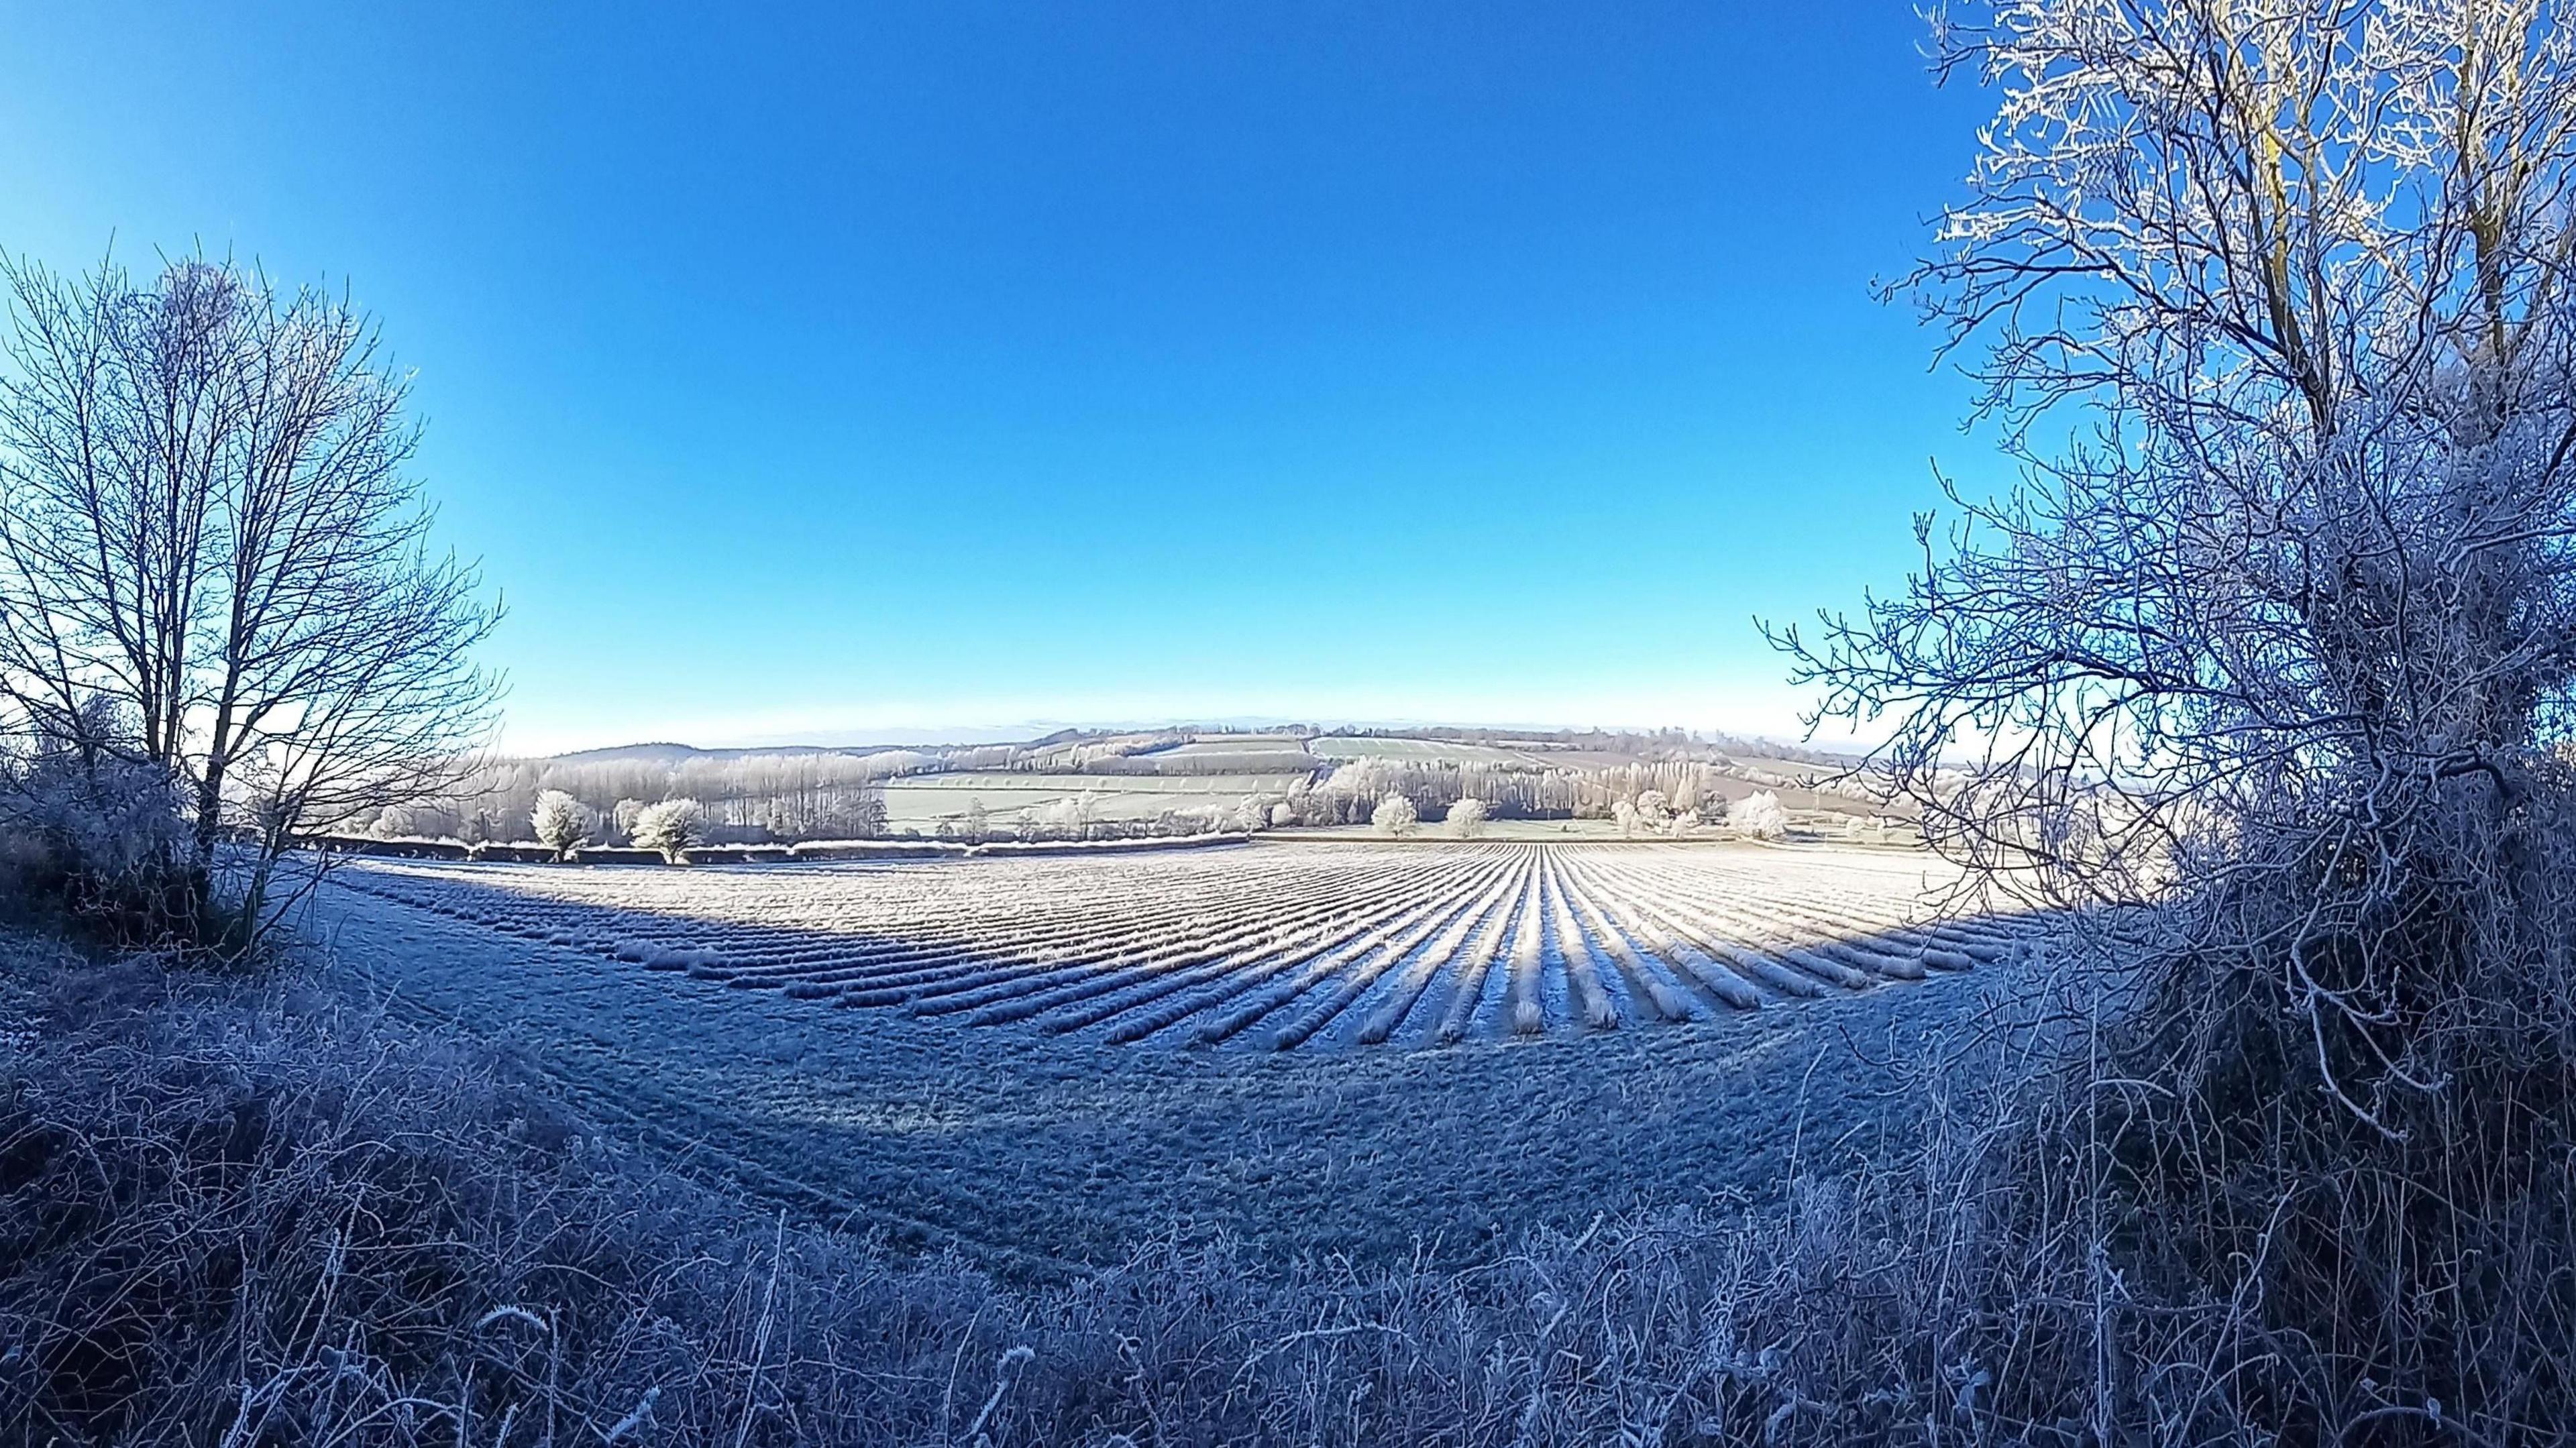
1446;796;1490;838
1371;793;1418;837
1767;4;2576;1433
1634;789;1672;828
611;798;646;844
1034;790;1099;839
0;254;500;946
1772;0;2576;1072
1611;799;1640;838
629;798;704;865
529;789;591;861
1730;791;1786;841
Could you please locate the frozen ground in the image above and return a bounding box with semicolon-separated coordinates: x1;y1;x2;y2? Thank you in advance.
879;769;1307;830
1307;736;1556;767
309;841;2055;1278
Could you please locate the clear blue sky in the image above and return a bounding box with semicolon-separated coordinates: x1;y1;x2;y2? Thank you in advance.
1;3;2002;753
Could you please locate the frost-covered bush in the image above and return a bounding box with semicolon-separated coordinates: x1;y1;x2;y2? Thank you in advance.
629;798;704;864
1372;794;1418;838
1269;801;1296;830
1611;799;1640;838
1666;809;1700;839
1635;789;1672;827
1731;791;1787;840
530;789;592;860
1;751;186;886
1446;797;1489;838
0;703;196;943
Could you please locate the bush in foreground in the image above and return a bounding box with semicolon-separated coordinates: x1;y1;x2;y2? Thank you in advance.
0;702;215;950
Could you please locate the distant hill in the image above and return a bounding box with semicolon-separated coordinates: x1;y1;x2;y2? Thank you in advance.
547;741;900;765
546;726;1862;769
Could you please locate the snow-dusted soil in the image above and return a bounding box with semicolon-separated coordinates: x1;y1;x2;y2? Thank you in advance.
311;840;2051;1275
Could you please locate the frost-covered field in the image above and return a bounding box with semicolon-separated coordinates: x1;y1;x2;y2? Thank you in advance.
313;841;2051;1270
1306;736;1555;767
1134;734;1316;766
332;842;2035;1051
878;769;1305;829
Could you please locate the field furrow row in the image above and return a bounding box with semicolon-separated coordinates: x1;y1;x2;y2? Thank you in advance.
330;841;2040;1051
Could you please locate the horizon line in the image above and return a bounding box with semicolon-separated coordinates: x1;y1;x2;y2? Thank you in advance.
501;715;1849;759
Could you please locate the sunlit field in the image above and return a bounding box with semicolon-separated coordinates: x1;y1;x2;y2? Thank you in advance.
314;840;2047;1268
333;840;2033;1050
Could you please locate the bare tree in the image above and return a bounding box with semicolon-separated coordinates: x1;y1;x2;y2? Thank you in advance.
0;250;499;944
1774;0;2576;1078
1768;4;2576;1435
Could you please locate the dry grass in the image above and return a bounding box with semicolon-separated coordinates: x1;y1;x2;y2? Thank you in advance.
0;932;1946;1445
4;903;2567;1445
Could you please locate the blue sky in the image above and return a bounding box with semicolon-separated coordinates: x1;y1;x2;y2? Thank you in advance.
1;3;2002;753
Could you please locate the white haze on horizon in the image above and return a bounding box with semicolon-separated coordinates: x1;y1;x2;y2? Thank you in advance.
490;679;1867;757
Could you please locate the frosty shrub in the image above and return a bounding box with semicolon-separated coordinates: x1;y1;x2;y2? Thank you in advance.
529;789;592;861
629;798;704;864
1634;789;1672;827
1446;796;1489;838
0;706;195;943
1730;791;1787;840
1371;793;1417;837
1610;799;1640;838
1269;801;1296;830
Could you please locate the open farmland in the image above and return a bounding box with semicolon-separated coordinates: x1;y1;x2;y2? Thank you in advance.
1309;735;1554;767
878;769;1304;829
1131;733;1318;769
315;842;2054;1271
331;842;2034;1048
